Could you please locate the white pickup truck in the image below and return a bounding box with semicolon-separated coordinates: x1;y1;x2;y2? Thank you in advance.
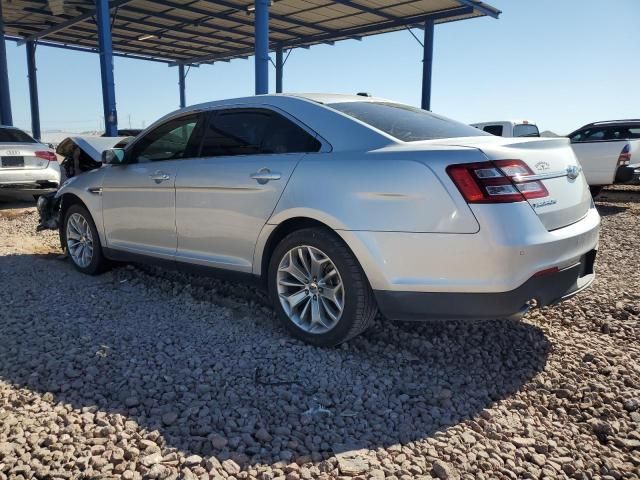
568;120;640;196
470;120;540;138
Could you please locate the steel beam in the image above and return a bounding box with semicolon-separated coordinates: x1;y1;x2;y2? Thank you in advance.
0;1;13;126
176;6;473;66
331;1;398;21
96;0;118;136
254;0;269;95
5;36;173;64
421;19;434;111
456;0;501;18
26;41;41;140
275;45;283;93
18;0;136;45
178;64;186;108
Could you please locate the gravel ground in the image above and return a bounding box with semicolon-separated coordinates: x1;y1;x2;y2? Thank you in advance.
0;187;639;480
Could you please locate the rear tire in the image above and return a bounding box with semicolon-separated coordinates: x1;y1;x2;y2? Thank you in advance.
590;186;604;198
268;227;378;347
62;204;109;275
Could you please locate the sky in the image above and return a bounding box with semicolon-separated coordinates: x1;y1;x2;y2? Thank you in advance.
3;0;639;135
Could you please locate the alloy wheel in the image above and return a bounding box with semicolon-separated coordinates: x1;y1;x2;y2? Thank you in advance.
66;212;94;268
276;245;345;334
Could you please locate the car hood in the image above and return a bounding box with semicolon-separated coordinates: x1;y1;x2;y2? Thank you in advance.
56;136;130;162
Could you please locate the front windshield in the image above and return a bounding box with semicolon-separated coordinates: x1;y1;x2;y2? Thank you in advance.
327;101;489;142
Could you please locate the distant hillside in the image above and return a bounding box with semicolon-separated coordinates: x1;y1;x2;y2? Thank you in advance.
540;130;562;138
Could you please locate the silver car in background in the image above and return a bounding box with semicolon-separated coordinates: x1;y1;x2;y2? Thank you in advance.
48;94;600;346
0;126;60;195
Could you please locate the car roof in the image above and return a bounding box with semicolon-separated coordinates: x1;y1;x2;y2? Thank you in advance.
284;93;393;104
183;93;393;112
471;120;537;126
581;119;640;127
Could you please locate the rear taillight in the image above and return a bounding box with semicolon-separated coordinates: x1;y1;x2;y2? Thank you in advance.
35;151;57;162
447;159;549;204
617;144;631;166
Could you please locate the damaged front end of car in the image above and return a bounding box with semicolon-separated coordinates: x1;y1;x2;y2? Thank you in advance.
36;135;132;232
36;191;63;231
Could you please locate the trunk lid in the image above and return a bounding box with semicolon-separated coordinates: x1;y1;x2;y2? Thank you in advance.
428;136;591;231
0;143;53;170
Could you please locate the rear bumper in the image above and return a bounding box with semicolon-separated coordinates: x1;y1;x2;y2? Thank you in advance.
375;249;596;321
615;164;640;184
0;162;61;192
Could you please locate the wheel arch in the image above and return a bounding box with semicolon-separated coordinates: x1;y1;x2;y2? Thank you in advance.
58;193;88;249
257;216;337;280
58;193;105;250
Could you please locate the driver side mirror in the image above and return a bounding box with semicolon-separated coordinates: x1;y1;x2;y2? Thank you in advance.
102;148;126;165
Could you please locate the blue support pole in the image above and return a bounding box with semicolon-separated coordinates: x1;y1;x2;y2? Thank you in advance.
275;45;283;93
254;0;269;95
178;64;186;108
421;19;434;111
26;41;41;140
95;0;118;136
0;1;13;126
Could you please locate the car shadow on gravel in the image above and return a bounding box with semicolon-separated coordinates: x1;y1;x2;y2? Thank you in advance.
0;255;551;468
596;204;629;217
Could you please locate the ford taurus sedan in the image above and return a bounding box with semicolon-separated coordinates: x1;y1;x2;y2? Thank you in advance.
51;94;600;346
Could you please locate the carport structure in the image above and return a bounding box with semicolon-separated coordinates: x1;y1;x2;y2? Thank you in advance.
0;0;499;138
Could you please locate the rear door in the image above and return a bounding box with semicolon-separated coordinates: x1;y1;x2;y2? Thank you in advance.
569;127;618;185
174;107;322;271
102;112;203;258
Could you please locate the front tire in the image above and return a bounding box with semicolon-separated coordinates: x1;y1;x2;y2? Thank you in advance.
62;204;109;275
268;227;377;347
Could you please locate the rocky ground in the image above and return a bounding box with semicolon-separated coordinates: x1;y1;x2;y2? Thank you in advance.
0;187;639;480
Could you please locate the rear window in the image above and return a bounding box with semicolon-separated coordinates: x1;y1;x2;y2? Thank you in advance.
513;124;540;137
0;127;36;143
327;101;488;142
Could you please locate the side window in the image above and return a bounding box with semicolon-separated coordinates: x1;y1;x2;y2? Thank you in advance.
483;125;503;136
629;128;640;139
572;128;606;143
129;114;201;162
199;108;321;157
570;129;587;142
605;127;635;140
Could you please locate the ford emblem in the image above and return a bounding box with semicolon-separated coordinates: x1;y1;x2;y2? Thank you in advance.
566;165;581;180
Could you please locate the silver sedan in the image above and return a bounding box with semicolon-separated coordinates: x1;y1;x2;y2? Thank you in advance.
0;126;60;196
51;94;600;346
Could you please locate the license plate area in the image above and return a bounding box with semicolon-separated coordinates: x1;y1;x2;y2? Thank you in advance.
1;156;25;167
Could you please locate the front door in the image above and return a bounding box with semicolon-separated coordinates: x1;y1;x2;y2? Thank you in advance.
102;113;202;259
175;107;322;271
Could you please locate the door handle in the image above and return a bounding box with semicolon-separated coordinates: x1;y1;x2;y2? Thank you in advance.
150;171;171;183
250;168;281;184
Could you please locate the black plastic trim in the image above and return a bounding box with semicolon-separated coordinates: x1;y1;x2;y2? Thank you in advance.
102;247;263;286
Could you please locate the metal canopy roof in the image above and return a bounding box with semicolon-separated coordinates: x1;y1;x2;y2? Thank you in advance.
3;0;500;65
